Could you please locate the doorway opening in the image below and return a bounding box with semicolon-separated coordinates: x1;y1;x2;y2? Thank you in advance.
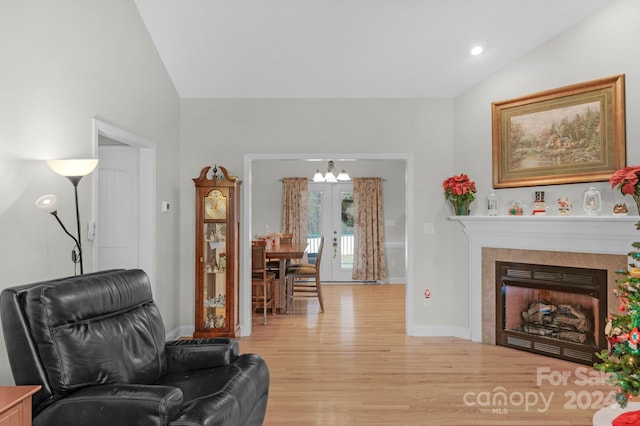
91;119;156;291
242;154;413;337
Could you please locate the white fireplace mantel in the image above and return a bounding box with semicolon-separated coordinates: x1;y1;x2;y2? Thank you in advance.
451;215;639;343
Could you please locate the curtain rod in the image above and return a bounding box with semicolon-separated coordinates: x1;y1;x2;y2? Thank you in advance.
278;178;386;182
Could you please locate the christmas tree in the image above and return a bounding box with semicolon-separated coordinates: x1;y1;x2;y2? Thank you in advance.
595;221;640;408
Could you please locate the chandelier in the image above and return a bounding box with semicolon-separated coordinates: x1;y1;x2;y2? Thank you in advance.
312;160;350;183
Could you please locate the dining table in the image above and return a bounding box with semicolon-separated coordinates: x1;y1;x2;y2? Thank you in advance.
265;242;308;312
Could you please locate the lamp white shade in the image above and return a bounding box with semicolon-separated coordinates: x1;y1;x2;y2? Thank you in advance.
47;159;98;177
337;170;351;181
36;194;58;213
324;160;338;182
312;169;325;182
324;171;337;182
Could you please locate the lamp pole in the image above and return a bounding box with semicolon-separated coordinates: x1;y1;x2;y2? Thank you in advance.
67;176;84;274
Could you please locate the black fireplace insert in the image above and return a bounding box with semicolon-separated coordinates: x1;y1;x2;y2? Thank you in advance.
495;261;607;365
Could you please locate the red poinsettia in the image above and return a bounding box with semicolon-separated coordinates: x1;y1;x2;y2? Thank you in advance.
443;173;477;203
610;166;640;195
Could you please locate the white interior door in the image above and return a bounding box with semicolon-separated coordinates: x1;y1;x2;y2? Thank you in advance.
96;146;139;270
309;182;353;282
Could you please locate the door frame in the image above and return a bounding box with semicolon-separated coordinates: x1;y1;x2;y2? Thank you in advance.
242;153;414;337
91;118;157;292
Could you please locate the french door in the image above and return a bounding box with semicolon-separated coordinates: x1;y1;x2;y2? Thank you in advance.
308;182;354;282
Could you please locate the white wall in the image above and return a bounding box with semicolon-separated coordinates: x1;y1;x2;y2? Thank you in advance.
0;0;181;384
179;99;457;334
453;0;640;332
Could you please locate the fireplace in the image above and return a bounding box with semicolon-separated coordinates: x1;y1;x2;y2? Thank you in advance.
450;216;634;344
495;261;607;364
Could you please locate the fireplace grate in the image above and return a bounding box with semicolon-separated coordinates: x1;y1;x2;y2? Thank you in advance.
503;333;597;363
507;336;531;349
533;271;563;282
563;274;594;285
564;347;594;363
534;341;561;355
506;267;596;286
506;268;531;280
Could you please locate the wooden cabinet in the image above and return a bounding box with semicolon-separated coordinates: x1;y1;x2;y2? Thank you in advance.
0;386;40;426
193;165;241;338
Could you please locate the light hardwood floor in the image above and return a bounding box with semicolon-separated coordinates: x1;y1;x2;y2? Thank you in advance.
238;284;613;426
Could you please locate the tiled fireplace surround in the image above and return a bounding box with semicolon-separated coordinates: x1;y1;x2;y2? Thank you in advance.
453;216;639;344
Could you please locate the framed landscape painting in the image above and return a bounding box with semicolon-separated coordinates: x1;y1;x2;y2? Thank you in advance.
492;75;626;188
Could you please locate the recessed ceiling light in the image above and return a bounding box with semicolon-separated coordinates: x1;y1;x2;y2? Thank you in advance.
470;46;484;56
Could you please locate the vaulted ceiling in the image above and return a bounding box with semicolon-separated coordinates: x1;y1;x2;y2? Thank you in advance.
134;0;612;98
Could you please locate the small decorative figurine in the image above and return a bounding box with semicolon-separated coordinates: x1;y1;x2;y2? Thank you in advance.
557;197;572;215
487;192;498;216
582;187;602;215
508;201;524;216
532;191;546;215
613;203;629;215
218;252;226;271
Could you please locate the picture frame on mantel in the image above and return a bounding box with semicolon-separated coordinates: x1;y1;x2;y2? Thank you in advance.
491;74;626;188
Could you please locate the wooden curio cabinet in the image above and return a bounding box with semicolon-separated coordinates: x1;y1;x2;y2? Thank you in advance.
193;165;241;338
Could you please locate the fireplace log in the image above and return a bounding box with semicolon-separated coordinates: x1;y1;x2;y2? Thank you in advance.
552;316;588;331
523;324;553;336
555;304;591;332
522;301;556;324
557;331;587;343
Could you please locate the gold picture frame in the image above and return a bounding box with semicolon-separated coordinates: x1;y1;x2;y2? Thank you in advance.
492;75;626;188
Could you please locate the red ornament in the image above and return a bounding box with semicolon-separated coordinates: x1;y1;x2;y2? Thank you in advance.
620;305;627;312
613;410;640;425
630;328;640;346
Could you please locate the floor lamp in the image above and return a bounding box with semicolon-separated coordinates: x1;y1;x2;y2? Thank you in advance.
36;159;98;275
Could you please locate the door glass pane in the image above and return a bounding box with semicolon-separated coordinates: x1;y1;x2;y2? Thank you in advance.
203;222;227;329
307;190;322;264
340;192;354;269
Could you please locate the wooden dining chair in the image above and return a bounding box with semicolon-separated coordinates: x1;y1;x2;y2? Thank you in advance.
252;240;276;324
267;233;294;276
285;235;325;313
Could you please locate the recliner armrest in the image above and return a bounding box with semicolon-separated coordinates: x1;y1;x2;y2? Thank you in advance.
165;338;240;372
34;384;182;426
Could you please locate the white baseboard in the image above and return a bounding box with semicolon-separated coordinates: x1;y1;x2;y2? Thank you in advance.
407;324;471;340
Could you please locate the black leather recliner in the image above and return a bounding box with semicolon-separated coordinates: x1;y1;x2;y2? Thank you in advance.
0;269;269;425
